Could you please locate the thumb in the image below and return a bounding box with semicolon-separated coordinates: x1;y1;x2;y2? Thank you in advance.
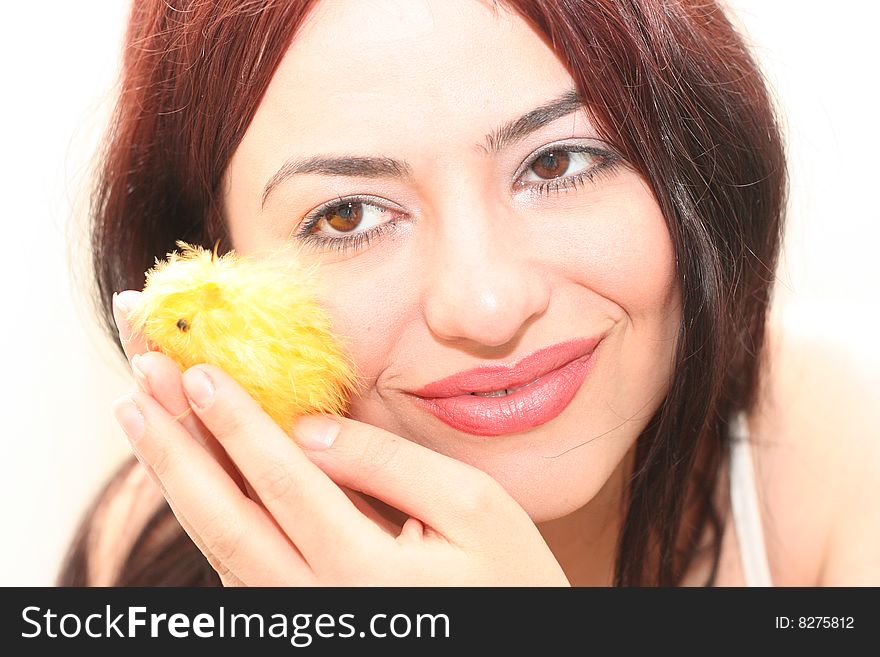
290;414;516;543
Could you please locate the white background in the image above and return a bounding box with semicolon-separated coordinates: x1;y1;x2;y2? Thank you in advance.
0;1;877;585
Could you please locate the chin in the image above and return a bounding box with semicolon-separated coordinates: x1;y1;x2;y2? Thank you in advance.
484;462;611;523
462;416;642;526
350;391;640;525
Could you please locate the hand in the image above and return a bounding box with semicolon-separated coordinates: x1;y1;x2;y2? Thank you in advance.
110;293;570;586
113;290;384;520
112;291;242;487
111;291;398;565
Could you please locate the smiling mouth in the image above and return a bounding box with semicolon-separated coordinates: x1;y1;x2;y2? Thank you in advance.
411;337;601;401
410;349;598;437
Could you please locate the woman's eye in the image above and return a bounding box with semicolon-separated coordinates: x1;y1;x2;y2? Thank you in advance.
291;196;406;253
516;145;621;196
521;149;594;182
311;200;384;235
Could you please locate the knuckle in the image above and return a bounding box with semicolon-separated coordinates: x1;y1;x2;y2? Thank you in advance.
254;462;300;506
213;558;243;586
355;432;401;476
200;509;244;567
206;553;230;579
147;443;174;479
213;406;254;439
458;471;504;517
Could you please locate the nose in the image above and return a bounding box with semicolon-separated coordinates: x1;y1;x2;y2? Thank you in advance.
420;197;551;348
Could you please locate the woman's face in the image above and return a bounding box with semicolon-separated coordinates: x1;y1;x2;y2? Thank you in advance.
222;0;680;522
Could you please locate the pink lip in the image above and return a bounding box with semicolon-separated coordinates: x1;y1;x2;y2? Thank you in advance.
411;337;601;436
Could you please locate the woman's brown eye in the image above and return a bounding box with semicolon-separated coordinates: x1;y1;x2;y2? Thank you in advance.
323;202;363;232
531;151;570;179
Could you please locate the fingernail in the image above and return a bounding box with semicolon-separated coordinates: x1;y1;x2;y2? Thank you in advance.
114;290;139;313
182;367;215;410
113;291;136;343
113;395;145;441
293;415;341;450
131;354;152;394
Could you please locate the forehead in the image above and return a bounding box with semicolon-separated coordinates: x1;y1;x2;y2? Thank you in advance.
244;0;575;154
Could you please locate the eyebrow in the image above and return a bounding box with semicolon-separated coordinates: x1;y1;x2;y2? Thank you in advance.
261;88;584;209
481;88;583;153
261;156;410;208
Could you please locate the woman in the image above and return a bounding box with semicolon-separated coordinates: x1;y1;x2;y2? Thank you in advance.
59;0;879;586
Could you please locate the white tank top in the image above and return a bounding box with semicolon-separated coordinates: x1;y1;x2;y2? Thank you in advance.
728;410;774;586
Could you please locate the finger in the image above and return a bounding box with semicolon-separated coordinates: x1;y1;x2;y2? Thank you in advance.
180;364;391;575
113;290;230;482
138;466;247;586
398;516;425;544
132;351;245;491
293;415;521;544
342;488;408;536
115;296;249;495
114;290;253;513
112;290;148;359
112;391;317;586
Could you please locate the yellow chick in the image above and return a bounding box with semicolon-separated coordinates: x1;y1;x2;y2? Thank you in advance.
127;241;363;432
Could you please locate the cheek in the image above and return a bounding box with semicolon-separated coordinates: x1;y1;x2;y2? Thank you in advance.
524;176;680;441
571;185;678;319
314;248;420;408
613;216;677;318
572;182;681;421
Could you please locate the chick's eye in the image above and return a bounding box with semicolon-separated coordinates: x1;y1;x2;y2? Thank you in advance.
176;319;189;332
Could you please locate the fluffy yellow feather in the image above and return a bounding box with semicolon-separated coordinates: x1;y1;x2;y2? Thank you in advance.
127;241;363;432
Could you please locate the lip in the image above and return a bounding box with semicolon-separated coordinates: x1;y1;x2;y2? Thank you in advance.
411;336;601;436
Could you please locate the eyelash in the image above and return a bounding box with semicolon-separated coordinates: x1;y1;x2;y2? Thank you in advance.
294;144;621;255
295;195;402;255
520;145;620;197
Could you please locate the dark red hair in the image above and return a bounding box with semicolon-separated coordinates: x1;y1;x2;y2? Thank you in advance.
61;0;786;586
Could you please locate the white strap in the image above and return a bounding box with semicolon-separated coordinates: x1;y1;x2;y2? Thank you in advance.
729;411;774;587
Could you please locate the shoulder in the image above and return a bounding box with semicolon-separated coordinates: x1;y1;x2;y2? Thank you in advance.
87;458;166;586
747;307;880;585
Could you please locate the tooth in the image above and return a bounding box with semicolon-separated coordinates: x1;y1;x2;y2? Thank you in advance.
471;388;515;397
